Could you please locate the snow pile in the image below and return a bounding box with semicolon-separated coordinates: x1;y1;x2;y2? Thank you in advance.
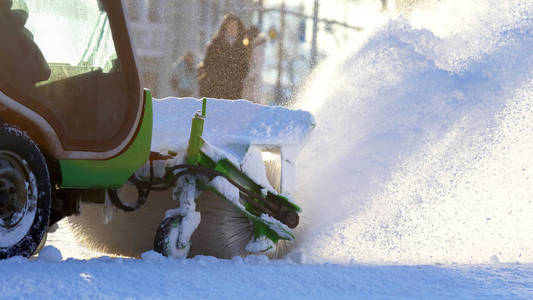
37;246;63;262
140;250;165;262
295;0;533;264
240;146;277;193
245;237;274;253
151;97;315;157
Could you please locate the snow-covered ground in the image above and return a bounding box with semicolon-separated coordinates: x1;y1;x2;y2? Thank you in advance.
4;238;533;299
7;221;522;299
4;0;533;298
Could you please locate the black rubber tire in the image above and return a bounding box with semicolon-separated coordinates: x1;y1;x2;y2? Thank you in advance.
153;215;184;257
33;232;48;255
0;125;51;259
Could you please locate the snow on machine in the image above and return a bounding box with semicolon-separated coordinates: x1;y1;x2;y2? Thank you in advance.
0;0;314;259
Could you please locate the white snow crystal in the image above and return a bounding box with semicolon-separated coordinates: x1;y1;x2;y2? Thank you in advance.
179;212;201;247
5;255;27;263
201;141;241;168
260;214;293;240
151;97;315;154
286;251;307;264
38;246;63;262
240;146;276;193
245;236;275;253
490;255;500;264
141;250;165;262
164;175;202;258
243;254;270;265
231;255;244;264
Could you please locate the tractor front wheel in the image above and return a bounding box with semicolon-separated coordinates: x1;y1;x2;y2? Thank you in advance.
154;215;189;258
0;125;51;259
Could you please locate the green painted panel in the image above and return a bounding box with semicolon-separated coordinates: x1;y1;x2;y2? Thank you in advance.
59;89;153;188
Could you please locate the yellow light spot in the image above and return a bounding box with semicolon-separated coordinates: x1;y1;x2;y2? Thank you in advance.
268;28;277;40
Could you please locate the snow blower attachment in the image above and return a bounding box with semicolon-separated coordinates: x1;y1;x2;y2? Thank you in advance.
117;98;303;258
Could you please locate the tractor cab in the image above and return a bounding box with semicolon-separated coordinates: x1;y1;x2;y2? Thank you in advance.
0;0;143;156
0;0;150;259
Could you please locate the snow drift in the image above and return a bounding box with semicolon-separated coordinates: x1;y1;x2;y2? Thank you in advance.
295;0;533;264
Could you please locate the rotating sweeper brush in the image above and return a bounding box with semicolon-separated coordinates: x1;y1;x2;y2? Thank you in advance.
144;99;302;258
0;0;314;259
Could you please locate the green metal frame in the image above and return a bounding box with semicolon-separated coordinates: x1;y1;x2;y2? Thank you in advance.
59;89;153;188
186;98;299;244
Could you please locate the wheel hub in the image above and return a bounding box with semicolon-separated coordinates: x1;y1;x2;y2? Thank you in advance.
0;187;9;207
0;151;31;229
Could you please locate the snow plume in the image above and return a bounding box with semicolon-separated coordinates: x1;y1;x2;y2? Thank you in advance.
295;0;533;264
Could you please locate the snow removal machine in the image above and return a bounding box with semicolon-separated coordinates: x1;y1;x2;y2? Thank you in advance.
0;0;314;259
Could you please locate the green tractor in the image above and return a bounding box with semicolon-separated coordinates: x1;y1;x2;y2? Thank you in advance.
0;0;314;259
